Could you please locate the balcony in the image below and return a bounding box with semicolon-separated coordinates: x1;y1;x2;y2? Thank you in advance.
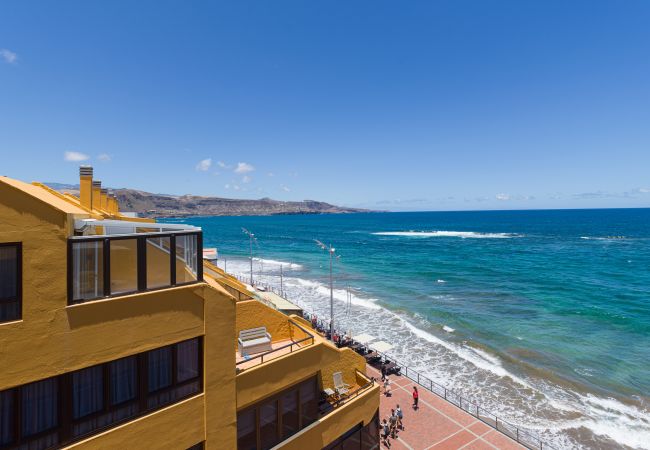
236;319;315;372
68;224;203;304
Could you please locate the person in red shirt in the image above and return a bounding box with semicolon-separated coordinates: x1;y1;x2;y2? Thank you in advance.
412;386;419;410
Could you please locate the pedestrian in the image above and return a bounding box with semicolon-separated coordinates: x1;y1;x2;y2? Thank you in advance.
383;377;392;397
381;418;391;448
412;386;419;410
396;404;404;430
389;409;398;438
380;363;387;381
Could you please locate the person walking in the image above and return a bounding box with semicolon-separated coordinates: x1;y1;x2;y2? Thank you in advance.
396;404;404;430
381;418;391;448
380;363;387;382
383;377;392;397
389;409;398;438
412;386;419;410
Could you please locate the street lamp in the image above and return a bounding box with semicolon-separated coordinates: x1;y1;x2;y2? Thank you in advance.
242;228;256;285
315;240;337;339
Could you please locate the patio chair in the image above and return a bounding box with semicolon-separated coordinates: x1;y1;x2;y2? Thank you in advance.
333;371;351;396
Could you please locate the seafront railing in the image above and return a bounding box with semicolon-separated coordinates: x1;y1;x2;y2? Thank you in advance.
301;311;555;450
223;266;555;449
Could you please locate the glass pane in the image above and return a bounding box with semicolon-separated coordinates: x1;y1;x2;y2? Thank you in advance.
175;234;198;284
300;377;318;427
0;245;17;300
146;237;171;289
21;378;58;436
237;408;257;450
72;241;104;301
260;400;278;450
110;239;138;294
0;390;14;446
148;347;172;392
342;430;362;450
281;389;299;438
110;356;137;405
0;300;19;323
177;339;199;382
73;365;104;419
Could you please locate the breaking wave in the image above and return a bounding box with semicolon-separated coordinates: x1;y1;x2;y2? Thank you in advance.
373;231;521;239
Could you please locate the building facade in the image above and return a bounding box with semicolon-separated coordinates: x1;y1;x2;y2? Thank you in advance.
0;167;379;450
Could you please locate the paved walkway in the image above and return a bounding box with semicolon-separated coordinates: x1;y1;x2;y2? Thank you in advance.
367;367;525;450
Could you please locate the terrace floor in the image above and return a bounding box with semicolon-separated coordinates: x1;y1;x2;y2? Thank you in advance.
236;338;311;371
367;366;525;450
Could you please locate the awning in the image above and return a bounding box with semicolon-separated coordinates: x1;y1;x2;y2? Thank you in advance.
353;333;376;345
75;218;200;235
371;341;393;353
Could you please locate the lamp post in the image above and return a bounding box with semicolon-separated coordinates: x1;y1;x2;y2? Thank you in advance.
242;228;256;285
315;240;336;339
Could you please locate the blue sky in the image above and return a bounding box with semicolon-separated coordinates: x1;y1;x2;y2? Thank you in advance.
1;1;649;211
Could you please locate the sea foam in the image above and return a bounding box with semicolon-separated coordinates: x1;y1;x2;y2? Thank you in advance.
373;231;520;239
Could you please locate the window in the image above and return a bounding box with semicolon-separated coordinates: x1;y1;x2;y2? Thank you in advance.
281;389;299;438
259;400;278;449
68;232;202;304
299;377;318;427
0;337;203;450
0;389;14;446
0;242;21;322
109;238;138;295
72;366;104;419
236;376;318;450
324;412;380;450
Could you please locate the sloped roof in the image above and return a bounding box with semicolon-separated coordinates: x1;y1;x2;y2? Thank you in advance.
0;176;89;215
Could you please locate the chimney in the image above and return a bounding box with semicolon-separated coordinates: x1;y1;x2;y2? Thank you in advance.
79;166;93;210
92;180;102;211
108;192;118;215
110;193;120;215
100;188;109;212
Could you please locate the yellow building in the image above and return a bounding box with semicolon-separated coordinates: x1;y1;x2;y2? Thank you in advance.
0;167;380;450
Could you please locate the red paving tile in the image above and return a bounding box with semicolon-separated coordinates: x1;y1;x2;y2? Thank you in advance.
429;430;477;449
368;367;525;450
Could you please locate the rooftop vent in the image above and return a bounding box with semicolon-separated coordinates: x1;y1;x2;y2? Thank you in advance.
92;180;102;187
79;165;93;177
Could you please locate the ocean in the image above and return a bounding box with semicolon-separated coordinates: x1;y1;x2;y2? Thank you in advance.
162;209;650;449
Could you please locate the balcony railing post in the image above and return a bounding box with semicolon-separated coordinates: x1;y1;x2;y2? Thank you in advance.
103;238;111;296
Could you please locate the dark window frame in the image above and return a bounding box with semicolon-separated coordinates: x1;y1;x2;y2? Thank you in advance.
67;231;203;305
0;242;22;323
237;375;318;450
0;337;203;450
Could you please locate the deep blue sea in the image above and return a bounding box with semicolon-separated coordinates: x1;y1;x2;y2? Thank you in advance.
163;209;650;449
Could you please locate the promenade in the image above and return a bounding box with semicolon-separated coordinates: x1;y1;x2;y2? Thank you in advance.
367;366;525;450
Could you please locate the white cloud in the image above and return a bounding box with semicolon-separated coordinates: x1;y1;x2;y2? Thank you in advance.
241;175;252;184
281;185;291;192
234;162;255;174
64;151;90;162
224;184;230;189
495;193;510;201
195;158;212;171
638;188;650;194
217;161;231;169
98;153;111;162
0;49;17;64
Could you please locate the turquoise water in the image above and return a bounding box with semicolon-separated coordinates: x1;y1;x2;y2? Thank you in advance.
165;209;650;449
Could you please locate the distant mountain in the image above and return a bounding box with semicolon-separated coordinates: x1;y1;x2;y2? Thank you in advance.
45;183;370;218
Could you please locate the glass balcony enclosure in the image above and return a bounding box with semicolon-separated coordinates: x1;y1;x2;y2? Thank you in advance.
68;220;203;304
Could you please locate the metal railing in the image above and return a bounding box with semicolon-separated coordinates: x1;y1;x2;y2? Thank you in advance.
235;320;315;372
326;369;376;411
223;266;556;449
301;310;555;450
